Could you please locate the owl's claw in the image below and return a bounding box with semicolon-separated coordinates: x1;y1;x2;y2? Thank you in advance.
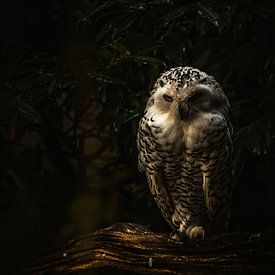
168;231;184;242
168;224;186;242
169;225;205;241
168;229;180;242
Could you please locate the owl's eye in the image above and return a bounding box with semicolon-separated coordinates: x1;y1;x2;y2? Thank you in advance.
163;94;173;102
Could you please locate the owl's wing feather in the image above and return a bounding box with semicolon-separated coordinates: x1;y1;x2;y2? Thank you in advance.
201;117;232;229
148;173;175;228
137;117;175;228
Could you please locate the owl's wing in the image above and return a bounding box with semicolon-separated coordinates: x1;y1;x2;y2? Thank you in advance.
137;117;175;228
201;118;232;230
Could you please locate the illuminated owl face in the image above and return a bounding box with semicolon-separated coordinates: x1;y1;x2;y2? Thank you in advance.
148;67;229;121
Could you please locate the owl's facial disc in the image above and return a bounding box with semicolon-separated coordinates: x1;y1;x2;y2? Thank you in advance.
178;101;191;120
175;84;211;120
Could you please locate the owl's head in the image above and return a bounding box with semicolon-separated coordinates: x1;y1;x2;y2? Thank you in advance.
146;67;229;121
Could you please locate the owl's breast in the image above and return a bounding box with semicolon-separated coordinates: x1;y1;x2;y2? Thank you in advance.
183;112;227;151
147;112;184;154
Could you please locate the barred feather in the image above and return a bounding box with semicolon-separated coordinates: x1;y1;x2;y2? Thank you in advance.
137;67;233;239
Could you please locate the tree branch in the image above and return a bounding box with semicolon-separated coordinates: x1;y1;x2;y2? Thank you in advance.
22;223;275;274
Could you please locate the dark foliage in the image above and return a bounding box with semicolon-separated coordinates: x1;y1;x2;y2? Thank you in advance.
0;0;275;272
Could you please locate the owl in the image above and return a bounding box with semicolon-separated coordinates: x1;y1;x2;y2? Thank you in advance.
137;67;233;240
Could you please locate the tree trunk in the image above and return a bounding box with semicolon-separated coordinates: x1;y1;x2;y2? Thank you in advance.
22;223;275;274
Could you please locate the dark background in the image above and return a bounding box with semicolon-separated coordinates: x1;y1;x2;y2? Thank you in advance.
0;0;275;273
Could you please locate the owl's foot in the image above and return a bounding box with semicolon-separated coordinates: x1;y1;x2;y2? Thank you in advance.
186;225;205;240
168;229;184;242
168;223;186;242
169;224;205;241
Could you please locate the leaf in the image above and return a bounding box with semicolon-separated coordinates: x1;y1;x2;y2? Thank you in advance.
160;7;190;28
88;72;126;87
124;55;166;66
114;112;141;132
17;101;41;124
235;119;271;157
78;1;114;24
197;4;221;28
109;41;129;55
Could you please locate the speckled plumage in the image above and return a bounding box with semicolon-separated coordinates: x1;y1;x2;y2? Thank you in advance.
137;67;233;239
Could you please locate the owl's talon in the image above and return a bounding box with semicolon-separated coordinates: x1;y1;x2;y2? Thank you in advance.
169;229;177;238
168;226;186;242
168;229;179;242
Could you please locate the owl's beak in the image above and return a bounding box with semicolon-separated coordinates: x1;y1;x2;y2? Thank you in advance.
178;101;189;120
